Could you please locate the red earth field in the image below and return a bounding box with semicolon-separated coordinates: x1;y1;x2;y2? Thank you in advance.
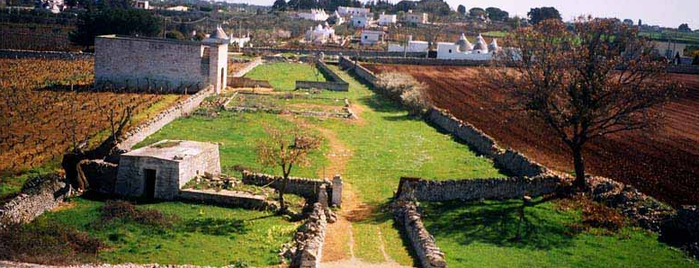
366;64;699;207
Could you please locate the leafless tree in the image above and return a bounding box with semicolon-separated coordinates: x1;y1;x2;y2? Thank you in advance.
257;125;321;212
487;17;678;189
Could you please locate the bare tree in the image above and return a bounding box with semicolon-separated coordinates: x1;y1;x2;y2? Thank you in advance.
257;125;321;212
488;17;678;189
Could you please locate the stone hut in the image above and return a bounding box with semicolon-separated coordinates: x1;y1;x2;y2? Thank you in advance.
115;140;220;200
94;25;229;94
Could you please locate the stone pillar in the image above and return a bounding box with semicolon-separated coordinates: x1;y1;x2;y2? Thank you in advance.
331;175;342;207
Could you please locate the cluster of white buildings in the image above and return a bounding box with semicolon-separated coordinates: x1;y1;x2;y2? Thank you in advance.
436;33;500;60
305;23;338;44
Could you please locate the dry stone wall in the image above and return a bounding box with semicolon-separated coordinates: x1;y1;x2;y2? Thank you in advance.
178;189;274;210
117;86;214;150
393;200;447;268
397;175;562;202
0;174;70;228
79;160;118;195
230;57;262;78
296;61;349;92
0;49;93;60
241;171;337;204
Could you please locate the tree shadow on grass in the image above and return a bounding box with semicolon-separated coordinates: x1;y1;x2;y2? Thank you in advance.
180;218;249;236
421;199;577;251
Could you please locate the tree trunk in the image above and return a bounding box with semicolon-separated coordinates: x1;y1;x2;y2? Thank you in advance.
279;175;289;213
572;146;587;191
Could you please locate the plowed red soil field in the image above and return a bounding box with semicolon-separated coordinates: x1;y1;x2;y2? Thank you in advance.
366;64;699;207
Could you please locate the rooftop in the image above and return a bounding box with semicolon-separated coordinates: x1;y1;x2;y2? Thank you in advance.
124;140;218;162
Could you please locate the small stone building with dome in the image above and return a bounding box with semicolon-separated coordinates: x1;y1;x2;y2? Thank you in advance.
437;33;500;60
94;25;230;94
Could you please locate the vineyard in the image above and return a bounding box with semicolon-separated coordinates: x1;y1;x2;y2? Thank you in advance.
366;64;699;207
0;23;80;52
0;58;184;175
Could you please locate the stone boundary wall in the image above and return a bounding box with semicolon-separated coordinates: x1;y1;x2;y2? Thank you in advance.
0;175;71;228
352;56;490;67
242;47;427;58
296;61;349;92
229;106;354;119
292;202;328;268
396;175;563;202
393;201;447;268
425;108;549;177
241;171;333;203
178;189;273;210
295;81;349;91
667;65;699;75
338;56;377;84
0;49;93;60
117;86;215;150
228;77;272;88
231;57;262;78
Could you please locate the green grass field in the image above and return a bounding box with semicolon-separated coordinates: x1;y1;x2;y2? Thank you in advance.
32;198;297;267
244;62;326;91
135;112;329;178
421;199;697;268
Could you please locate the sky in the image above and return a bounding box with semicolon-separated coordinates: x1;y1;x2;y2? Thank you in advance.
225;0;699;29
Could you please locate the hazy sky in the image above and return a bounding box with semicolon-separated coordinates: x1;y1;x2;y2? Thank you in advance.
227;0;699;29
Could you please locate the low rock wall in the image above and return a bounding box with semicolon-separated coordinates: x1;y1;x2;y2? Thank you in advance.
178;189;273;210
426;108;548;177
291;202;328;268
230;57;262;78
353;56;490;67
242;47;426;58
228;77;272;88
0;174;71;228
397;175;563;202
393;200;447;268
241;171;332;203
0;49;93;60
295;81;349;91
339;56;377;85
117;86;214;150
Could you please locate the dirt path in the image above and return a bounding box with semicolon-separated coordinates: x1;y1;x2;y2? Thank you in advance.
284;107;411;268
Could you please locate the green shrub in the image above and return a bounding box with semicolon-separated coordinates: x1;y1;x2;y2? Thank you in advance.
99;200;178;228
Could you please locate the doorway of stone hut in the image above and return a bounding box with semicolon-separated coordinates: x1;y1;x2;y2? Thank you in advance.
144;169;157;199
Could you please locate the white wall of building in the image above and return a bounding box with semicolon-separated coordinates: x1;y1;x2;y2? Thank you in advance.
436;42;493;60
338;6;370;17
361;31;384;45
298;9;329;21
388;40;429;53
352;15;371;27
378;13;397;26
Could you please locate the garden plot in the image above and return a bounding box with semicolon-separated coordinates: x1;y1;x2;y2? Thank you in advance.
224;93;353;118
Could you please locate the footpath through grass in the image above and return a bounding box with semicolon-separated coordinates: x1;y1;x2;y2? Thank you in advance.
32;198;297;267
421;199;698;268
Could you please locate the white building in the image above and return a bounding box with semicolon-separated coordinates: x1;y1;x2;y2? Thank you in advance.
229;35;251;48
329;11;344;25
360;30;385;45
298;9;329;21
378;13;397;26
652;40;687;59
352;15;372;28
338;6;370;17
306;23;337;44
437;33;499;60
166;5;188;11
404;10;428;24
133;0;151;9
388;36;429;53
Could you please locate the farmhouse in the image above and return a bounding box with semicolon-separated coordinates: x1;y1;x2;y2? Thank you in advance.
360;30;385;45
115;140;221;200
652;40;688;59
404;10;428;24
437;33;499;60
388;36;429;53
337;6;370;17
94;25;229;93
352;15;372;28
298;9;329;21
378;13;397;26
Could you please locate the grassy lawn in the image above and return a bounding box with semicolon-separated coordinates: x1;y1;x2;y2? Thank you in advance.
244;62;326;91
135;112;329;178
421;199;698;268
33;197;297;267
307;65;507;265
